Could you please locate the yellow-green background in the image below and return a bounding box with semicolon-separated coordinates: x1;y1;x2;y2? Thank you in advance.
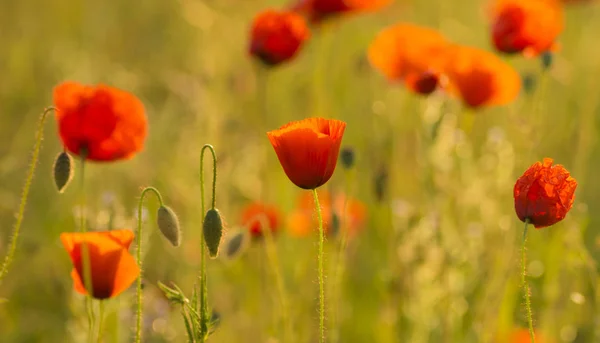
1;0;600;342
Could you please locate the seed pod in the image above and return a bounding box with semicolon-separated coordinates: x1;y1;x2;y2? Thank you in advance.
203;208;223;259
53;151;74;193
157;206;181;247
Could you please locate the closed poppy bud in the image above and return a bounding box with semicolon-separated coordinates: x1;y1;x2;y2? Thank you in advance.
157;206;181;247
267;117;346;190
339;146;355;169
514;158;577;228
203;208;224;258
249;10;310;67
223;229;250;260
53;151;74;193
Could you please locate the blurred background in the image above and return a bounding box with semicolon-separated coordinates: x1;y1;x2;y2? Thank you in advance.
1;0;600;342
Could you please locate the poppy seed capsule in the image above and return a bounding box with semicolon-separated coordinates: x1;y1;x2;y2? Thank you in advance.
203;208;223;259
53;151;74;193
157;206;181;247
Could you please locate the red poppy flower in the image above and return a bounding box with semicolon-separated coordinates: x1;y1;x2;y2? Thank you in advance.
267;117;346;190
241;202;282;237
514;158;577;229
291;0;392;23
249;10;310;66
491;0;564;57
288;190;367;237
502;328;549;343
60;229;140;299
53;81;147;162
442;45;521;108
368;23;449;95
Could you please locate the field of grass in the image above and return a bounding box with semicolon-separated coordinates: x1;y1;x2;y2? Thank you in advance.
2;0;600;342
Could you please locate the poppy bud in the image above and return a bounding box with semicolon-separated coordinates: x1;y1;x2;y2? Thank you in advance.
339;147;355;169
53;151;74;193
223;229;249;260
157;206;181;247
541;51;553;70
203;208;224;258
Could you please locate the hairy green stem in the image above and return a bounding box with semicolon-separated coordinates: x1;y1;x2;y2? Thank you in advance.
135;187;165;343
96;301;105;343
521;220;535;343
199;144;217;341
312;189;326;343
0;107;55;284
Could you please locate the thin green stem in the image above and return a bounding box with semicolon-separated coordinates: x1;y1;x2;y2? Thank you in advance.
312;189;326;343
0;107;55;284
521;220;535;343
135;187;165;343
96;301;105;343
252;214;290;342
199;144;217;341
77;151;95;343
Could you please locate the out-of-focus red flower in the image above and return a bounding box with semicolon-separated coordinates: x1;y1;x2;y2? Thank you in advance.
291;0;392;23
442;45;521;108
501;328;550;343
267;117;346;190
491;0;564;57
241;202;282;237
288;190;367;237
368;23;449;95
53;81;147;162
249;10;310;66
60;229;140;299
514;158;577;229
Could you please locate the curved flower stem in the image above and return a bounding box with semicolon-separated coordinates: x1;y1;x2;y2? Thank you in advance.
521;219;535;343
199;144;217;341
96;300;105;343
312;189;326;343
0;107;55;284
135;187;165;343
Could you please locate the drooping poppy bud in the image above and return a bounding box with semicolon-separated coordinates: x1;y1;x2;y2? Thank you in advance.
203;208;224;258
157;205;181;247
53;151;74;193
339;146;355;169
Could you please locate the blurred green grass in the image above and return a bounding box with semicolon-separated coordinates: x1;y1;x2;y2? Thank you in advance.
2;0;600;342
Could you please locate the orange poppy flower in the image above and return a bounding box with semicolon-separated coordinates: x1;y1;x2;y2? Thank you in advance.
53;81;147;162
288;190;367;237
503;328;549;343
368;23;449;95
442;45;521;108
267;117;346;190
249;10;310;66
240;202;282;237
491;0;564;56
514;158;577;229
290;0;392;23
60;229;140;299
